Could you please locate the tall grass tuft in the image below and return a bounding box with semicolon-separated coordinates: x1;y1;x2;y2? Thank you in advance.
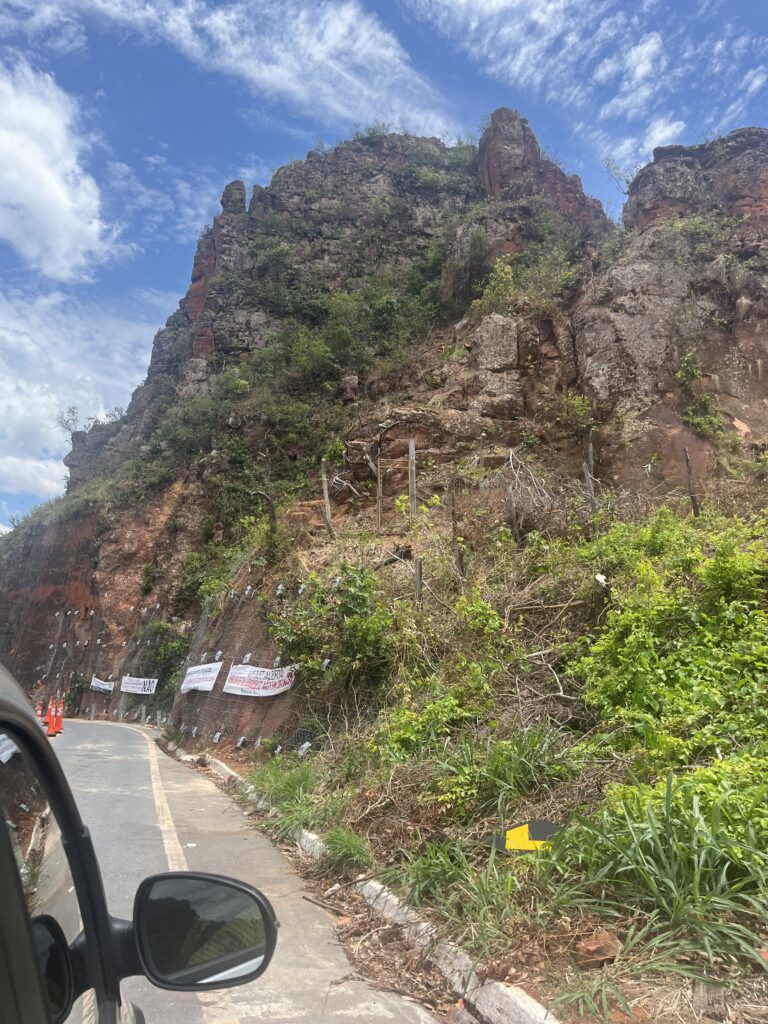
537;774;768;969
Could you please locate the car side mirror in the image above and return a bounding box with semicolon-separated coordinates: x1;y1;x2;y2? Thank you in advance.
133;872;277;991
31;915;74;1024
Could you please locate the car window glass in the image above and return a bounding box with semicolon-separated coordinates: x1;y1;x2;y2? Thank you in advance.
0;730;95;1023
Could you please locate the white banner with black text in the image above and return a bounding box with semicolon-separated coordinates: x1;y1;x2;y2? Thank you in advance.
90;676;114;693
120;676;158;695
180;661;223;694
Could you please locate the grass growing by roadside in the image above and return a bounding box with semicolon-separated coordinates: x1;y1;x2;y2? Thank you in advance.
320;827;374;875
382;840;522;955
537;774;768;970
247;756;353;842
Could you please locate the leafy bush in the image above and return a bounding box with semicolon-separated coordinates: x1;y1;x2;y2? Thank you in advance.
473;244;575;318
140;563;160;595
675;349;702;385
454;592;504;636
269;564;394;701
682;392;724;439
572;510;768;766
557;392;594;435
371;661;491;760
132;622;190;710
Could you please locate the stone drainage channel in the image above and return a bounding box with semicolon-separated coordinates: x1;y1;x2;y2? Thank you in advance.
161;739;559;1024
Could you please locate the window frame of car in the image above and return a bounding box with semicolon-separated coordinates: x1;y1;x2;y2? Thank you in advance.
0;804;52;1024
0;666;122;1024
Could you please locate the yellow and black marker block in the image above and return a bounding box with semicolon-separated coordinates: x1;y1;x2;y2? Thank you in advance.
481;819;561;853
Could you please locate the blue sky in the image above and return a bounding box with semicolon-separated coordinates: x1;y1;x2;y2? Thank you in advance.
0;0;766;531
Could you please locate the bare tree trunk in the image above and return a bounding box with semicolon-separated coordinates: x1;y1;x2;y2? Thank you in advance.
451;480;465;577
414;558;423;607
684;446;701;517
376;457;383;531
582;461;598;514
408;437;417;521
320;459;335;538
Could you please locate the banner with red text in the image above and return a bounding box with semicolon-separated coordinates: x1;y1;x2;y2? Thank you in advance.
222;663;297;698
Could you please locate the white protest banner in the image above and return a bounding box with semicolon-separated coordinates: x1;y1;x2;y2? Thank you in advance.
222;663;297;698
121;676;158;695
90;675;114;693
180;661;223;695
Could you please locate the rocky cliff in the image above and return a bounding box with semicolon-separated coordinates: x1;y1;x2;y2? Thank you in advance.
2;111;768;738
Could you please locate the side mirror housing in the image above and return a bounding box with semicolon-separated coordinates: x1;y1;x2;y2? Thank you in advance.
132;872;277;991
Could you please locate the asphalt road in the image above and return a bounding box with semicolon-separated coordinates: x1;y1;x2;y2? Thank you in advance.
54;720;438;1024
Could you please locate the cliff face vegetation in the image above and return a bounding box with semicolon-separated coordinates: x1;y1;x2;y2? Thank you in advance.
3;109;768;1018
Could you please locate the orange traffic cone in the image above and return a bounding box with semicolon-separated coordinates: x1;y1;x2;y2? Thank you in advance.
56;700;64;734
43;698;53;727
36;701;42;719
47;709;57;738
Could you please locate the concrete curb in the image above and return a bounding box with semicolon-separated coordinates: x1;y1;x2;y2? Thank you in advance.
160;739;559;1024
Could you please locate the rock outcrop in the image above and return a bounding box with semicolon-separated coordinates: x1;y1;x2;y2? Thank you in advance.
624;128;768;231
2;112;768;728
478;108;608;228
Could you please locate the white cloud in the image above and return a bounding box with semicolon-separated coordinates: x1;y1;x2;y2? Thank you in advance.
742;65;767;98
0;286;166;501
404;1;768;165
0;456;67;497
643;116;686;152
104;154;274;247
0;0;454;135
0;57;116;280
624;32;664;85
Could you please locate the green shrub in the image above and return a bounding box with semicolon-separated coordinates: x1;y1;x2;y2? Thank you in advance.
675;349;702;385
472;244;576;318
454;592;503;636
140;563;160;595
371;661;491;760
682;392;724;439
557;392;594;435
570;510;768;766
269;564;394;700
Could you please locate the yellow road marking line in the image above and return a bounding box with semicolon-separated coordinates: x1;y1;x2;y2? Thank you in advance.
138;730;188;872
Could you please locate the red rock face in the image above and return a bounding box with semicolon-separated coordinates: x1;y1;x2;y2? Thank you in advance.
478;108;542;196
477;108;608;229
624;128;768;231
187;229;218;318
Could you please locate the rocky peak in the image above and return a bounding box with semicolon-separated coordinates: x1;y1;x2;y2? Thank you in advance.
477;108;608;229
624;127;768;231
477;108;542;196
220;179;247;214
